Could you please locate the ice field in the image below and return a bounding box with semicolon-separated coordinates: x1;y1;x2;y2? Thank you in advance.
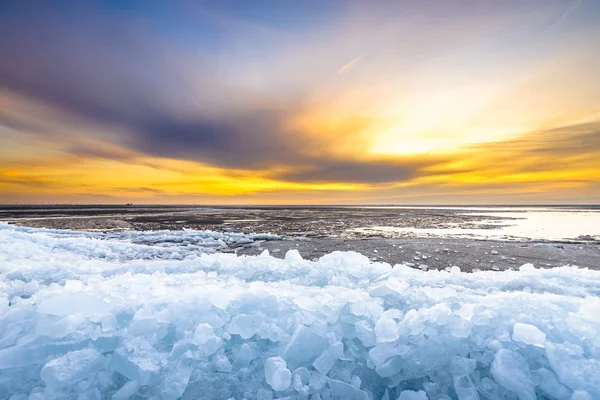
0;223;599;400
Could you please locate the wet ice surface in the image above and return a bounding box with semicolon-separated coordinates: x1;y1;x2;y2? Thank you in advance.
1;224;600;399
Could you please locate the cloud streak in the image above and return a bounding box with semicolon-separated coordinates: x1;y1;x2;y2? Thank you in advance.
337;55;363;74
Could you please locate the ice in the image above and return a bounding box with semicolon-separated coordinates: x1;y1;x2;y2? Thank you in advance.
283;325;329;369
285;249;303;262
312;344;340;375
227;313;265;339
545;342;600;397
264;356;291;392
257;388;274;400
1;223;600;399
112;381;139;400
512;322;546;348
110;338;162;386
571;391;593;400
231;343;255;371
213;353;233;372
374;314;400;343
192;323;220;352
160;360;194;400
40;349;104;389
398;391;429;400
491;349;535;400
328;378;369;400
38;293;112;318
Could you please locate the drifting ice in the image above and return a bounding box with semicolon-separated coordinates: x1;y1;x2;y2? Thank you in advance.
0;223;599;399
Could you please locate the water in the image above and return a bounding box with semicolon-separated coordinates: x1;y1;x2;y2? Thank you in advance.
352;207;600;241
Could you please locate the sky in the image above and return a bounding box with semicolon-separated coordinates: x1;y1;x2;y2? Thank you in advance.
0;0;599;205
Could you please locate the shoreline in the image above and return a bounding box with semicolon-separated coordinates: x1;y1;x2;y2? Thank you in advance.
238;237;600;272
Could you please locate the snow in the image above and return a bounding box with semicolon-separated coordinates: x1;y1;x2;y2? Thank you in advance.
0;223;600;399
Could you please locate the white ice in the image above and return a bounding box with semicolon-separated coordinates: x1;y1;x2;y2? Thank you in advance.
0;223;599;399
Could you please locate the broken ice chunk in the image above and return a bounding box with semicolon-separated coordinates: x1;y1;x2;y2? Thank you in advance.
232;343;255;371
37;293;112;318
35;314;86;338
491;349;535;400
293;367;311;386
227;313;265;339
265;356;291;392
257;388;274;400
398;390;429;400
41;349;104;390
354;320;376;347
374;316;399;343
328;378;369;400
512;323;546;348
313;342;343;374
160;360;194;400
192;323;222;356
257;323;290;342
77;387;102;399
213;353;232;373
532;367;571;399
285;249;303;262
545;342;600;397
129;317;160;337
112;381;139;400
110;338;161;386
309;372;328;392
453;375;479;400
572;391;593;400
100;314;117;333
313;348;337;375
193;323;215;344
368;278;409;298
283;325;329;369
375;356;403;378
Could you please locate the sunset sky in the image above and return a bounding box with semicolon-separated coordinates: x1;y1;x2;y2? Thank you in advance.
1;0;599;204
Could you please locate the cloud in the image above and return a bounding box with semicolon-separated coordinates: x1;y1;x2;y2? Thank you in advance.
1;0;599;201
467;121;600;171
276;157;431;184
0;173;91;189
337;55;363;74
0;2;441;185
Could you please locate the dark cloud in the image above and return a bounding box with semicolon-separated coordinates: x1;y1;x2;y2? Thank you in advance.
0;3;296;166
468;121;600;174
112;187;166;194
276;158;424;184
515;122;600;156
0;174;91;189
0;2;438;184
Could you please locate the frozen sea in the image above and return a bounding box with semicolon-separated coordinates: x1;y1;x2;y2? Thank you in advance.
0;206;599;399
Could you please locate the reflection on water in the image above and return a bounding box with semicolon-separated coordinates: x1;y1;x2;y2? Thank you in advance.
352;210;600;241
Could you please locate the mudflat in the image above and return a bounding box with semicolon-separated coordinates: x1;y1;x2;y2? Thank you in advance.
2;204;598;271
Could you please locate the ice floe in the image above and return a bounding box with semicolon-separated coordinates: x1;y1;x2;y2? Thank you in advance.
0;223;599;399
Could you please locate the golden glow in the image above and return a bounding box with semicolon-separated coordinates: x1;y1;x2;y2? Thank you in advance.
1;4;599;204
